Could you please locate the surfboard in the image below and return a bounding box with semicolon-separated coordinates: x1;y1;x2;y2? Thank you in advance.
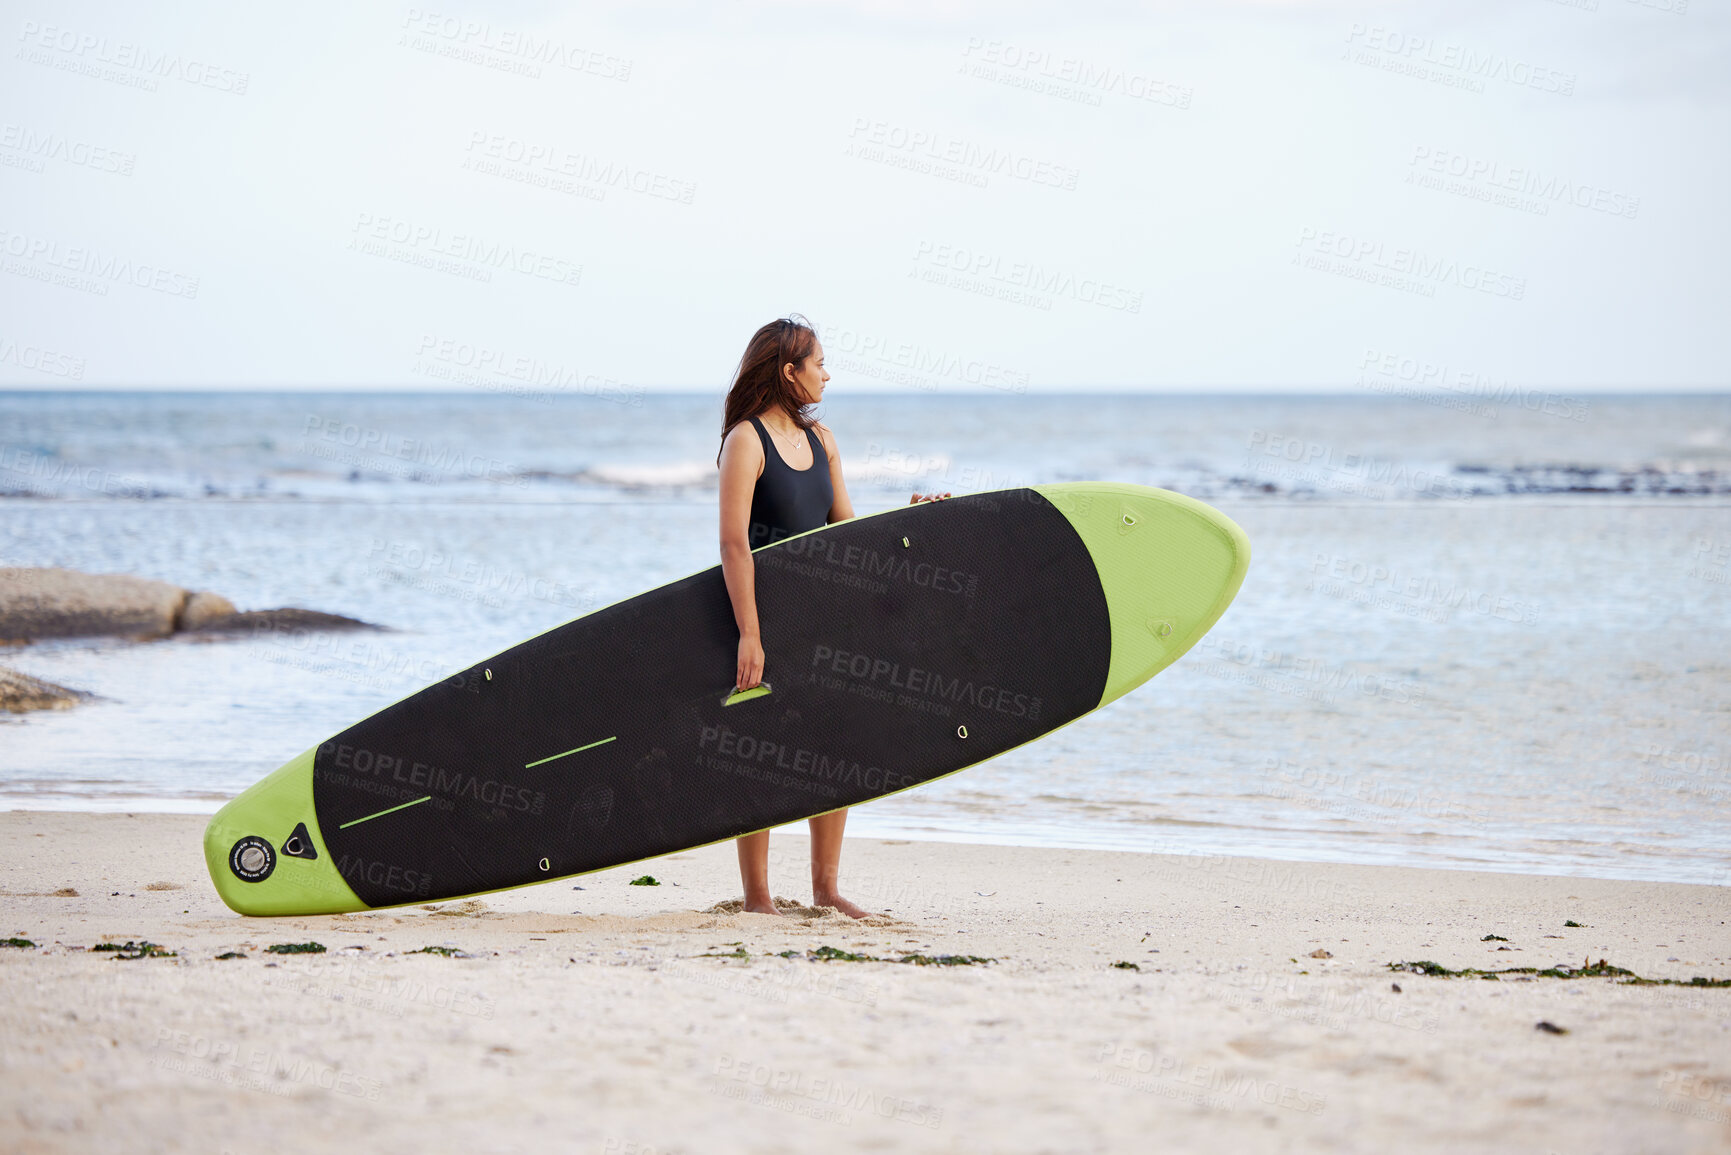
204;482;1250;916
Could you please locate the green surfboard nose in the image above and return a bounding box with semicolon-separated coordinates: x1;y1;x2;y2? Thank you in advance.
1035;482;1251;708
203;746;367;916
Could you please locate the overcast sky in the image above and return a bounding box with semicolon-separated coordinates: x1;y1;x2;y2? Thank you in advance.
2;0;1726;391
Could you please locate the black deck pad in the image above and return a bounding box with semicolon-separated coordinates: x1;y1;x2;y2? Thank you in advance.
313;489;1111;906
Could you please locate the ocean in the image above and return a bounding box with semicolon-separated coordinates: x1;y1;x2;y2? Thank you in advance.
2;389;1728;885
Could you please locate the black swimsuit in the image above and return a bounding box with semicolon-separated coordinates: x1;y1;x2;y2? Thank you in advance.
746;415;833;548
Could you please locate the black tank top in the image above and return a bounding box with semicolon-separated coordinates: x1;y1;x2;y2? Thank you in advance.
746;414;833;549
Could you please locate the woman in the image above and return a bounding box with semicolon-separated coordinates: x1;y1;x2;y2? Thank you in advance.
716;315;945;918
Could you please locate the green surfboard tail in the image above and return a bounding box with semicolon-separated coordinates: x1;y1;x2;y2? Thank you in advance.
1034;482;1250;708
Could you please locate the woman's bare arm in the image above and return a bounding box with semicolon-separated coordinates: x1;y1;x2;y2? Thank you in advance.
718;423;766;689
816;423;856;523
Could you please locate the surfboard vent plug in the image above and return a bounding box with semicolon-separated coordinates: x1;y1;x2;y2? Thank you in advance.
228;837;276;883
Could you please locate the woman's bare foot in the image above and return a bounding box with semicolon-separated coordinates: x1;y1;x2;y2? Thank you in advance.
742;894;783;916
813;891;873;919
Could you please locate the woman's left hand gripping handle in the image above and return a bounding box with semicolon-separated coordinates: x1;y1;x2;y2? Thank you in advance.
737;633;765;691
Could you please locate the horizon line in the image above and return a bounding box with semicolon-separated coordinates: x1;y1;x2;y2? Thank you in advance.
2;384;1727;396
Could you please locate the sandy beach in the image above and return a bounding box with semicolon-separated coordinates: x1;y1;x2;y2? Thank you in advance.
2;811;1727;1154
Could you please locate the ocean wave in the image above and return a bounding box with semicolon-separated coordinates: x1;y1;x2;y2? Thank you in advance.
3;457;1728;503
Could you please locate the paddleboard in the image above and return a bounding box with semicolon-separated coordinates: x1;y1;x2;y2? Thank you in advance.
204;482;1250;915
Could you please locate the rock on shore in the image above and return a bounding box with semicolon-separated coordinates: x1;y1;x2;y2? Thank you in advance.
0;664;87;712
0;567;376;642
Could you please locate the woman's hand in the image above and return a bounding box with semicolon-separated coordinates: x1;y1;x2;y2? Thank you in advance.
909;492;952;504
737;633;766;691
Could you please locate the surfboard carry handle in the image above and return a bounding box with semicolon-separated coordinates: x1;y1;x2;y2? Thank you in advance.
722;682;772;707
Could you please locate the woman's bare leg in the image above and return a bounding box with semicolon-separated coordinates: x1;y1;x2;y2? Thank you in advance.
736;831;780;915
808;808;870;918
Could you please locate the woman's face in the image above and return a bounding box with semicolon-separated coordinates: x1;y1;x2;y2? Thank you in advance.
785;341;829;405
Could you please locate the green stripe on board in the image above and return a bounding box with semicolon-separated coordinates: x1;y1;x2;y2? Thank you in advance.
339;795;432;830
526;735;617;769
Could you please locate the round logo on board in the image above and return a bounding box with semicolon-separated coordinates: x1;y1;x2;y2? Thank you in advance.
229;836;276;883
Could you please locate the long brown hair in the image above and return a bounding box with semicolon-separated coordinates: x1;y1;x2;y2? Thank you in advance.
719;314;820;464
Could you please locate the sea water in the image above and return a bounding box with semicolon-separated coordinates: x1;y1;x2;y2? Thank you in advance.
2;390;1727;885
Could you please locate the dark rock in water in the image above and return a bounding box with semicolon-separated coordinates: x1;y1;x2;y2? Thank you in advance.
0;567;379;642
184;607;379;635
0;665;89;713
175;590;236;631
